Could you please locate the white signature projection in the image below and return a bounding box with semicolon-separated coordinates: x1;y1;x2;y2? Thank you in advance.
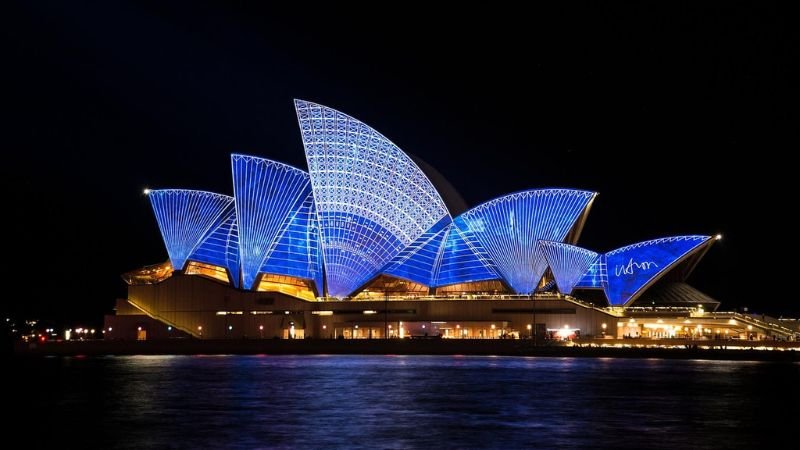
614;258;659;277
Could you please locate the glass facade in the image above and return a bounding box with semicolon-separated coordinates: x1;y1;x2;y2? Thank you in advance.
540;240;599;295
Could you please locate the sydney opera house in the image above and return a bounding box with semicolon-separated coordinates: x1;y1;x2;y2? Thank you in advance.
105;100;790;342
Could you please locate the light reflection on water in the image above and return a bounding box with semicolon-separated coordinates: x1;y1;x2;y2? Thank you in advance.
11;355;800;449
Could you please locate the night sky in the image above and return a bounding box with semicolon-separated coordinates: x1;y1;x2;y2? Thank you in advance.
2;2;792;323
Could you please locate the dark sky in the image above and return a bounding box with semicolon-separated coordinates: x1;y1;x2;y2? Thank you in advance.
2;1;793;322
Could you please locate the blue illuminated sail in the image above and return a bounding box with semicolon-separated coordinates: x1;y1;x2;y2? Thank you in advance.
260;191;324;294
456;189;596;294
295;99;450;297
383;216;451;286
604;236;711;306
433;221;500;287
232;154;312;290
148;189;234;272
540;241;599;295
188;204;241;287
574;256;607;289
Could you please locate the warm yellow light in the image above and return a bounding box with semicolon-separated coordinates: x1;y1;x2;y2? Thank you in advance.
198;326;203;330
715;234;722;240
363;310;377;315
143;188;151;195
312;311;333;316
526;324;532;330
728;319;737;325
601;323;607;329
490;324;496;329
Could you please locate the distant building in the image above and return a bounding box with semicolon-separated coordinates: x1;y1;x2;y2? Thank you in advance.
106;100;793;342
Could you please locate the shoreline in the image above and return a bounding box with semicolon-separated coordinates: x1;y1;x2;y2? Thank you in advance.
13;339;800;362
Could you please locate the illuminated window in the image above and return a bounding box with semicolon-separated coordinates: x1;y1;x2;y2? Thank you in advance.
185;261;231;284
256;273;317;301
121;261;173;285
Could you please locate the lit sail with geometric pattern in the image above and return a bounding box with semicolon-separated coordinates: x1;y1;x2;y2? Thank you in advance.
148;189;234;272
574;255;607;290
188;204;241;287
260;190;324;294
604;235;711;306
232;154;312;290
294;99;450;297
456;189;596;294
539;240;599;295
382;216;451;286
433;221;500;287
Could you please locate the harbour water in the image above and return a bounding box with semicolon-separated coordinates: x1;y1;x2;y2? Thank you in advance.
10;355;799;448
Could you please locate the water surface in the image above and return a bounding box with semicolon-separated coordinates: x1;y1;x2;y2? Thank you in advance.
10;355;799;448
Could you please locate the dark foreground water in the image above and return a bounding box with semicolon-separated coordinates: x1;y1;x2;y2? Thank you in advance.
9;355;800;449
